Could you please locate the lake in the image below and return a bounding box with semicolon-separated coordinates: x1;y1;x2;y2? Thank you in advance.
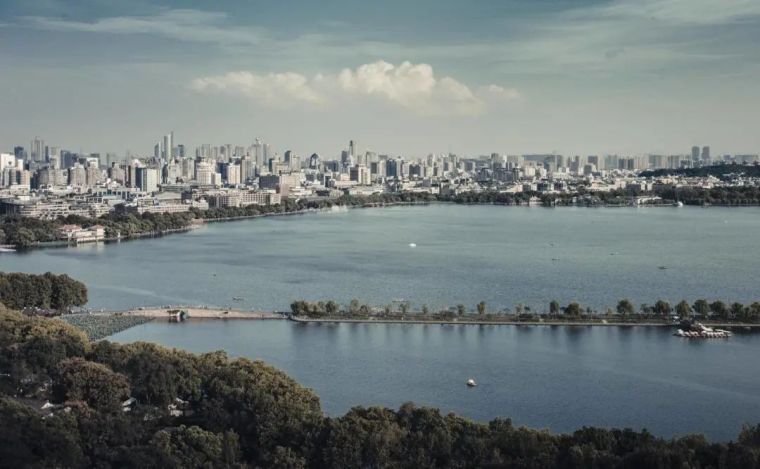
110;319;760;441
3;204;760;439
1;205;758;311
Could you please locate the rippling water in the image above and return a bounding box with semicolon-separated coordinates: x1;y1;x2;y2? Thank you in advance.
110;320;760;440
1;205;758;311
4;205;760;439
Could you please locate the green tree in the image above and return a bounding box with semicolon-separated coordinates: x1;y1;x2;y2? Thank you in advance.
456;304;466;316
477;301;486;316
675;300;692;318
653;300;672;317
564;302;581;317
549;300;560;315
616;299;635;316
421;304;429;315
53;357;130;411
730;302;746;321
692;299;710;317
710;300;728;320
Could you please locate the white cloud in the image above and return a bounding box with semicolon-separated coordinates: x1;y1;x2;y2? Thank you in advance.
189;71;324;107
191;61;518;116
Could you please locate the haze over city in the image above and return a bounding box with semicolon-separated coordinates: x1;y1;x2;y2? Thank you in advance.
2;0;760;157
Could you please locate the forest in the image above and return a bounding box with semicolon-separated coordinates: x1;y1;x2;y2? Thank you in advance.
2;304;760;468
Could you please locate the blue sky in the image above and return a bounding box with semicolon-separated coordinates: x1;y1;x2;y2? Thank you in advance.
1;0;759;157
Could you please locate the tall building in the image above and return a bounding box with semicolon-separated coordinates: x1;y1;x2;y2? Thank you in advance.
136;167;158;193
30;137;45;163
163;132;174;160
691;146;700;162
701;146;710;162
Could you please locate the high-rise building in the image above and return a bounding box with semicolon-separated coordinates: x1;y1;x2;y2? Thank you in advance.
136;167;158;193
691;146;700;162
163;132;174;160
701;146;710;162
30;137;45;163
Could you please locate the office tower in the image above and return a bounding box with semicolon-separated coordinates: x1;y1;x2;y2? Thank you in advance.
135;167;158;193
195;161;214;185
701;146;710;162
13;146;24;160
68;165;87;186
30;137;45;163
177;144;185;158
349;140;356;158
309;153;320;169
154;142;161;160
691;146;700;162
283;150;293;164
161;132;173;160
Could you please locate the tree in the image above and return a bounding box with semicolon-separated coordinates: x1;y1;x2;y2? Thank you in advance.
421;305;429;315
564;302;581;317
53;357;130;411
675;300;692;318
730;302;746;321
477;301;486;316
399;303;409;315
710;300;728;320
692;299;710;317
549;300;560;315
653;300;672;317
348;299;360;315
325;301;339;316
456;304;466;316
616;299;634;316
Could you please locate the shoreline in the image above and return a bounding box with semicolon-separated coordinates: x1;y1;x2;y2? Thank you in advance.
77;307;760;328
289;316;760;328
7;200;760;253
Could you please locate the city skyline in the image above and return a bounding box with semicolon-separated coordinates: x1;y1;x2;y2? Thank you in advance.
1;0;760;156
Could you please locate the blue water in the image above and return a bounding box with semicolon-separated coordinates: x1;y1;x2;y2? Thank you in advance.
111;320;760;441
0;205;758;311
2;204;760;440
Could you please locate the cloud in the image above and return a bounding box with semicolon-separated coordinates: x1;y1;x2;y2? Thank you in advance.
191;61;518;116
21;8;265;46
189;71;324;107
337;61;487;115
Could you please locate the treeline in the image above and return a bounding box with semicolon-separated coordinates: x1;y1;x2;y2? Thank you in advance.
0;272;87;310
0;212;196;248
2;307;760;468
641;163;760;180
655;186;760;206
291;298;760;323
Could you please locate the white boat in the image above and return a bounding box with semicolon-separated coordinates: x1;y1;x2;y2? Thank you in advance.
676;201;684;207
466;378;477;387
408;243;417;248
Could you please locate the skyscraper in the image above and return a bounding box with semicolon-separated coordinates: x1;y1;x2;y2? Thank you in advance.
163;132;174;161
31;137;45;163
691;146;700;162
701;146;710;162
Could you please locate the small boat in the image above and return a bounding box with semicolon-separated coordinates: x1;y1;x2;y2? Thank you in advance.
232;297;244;301
658;266;668;270
466;378;477;387
676;201;684;207
408;243;417;248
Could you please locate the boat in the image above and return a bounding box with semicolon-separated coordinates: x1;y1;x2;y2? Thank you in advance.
676;201;684;207
466;378;477;387
232;297;244;301
674;321;731;339
658;266;668;270
408;243;417;248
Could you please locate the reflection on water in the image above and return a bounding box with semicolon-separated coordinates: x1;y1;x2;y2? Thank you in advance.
109;320;760;441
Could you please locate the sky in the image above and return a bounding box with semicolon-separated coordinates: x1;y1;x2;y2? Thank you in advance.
1;0;759;158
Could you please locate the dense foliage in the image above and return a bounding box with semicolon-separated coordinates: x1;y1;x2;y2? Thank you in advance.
292;297;760;323
640;163;760;180
2;307;759;468
0;272;87;310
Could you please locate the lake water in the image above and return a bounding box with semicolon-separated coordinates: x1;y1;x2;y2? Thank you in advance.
1;205;758;311
2;205;760;439
110;319;760;441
